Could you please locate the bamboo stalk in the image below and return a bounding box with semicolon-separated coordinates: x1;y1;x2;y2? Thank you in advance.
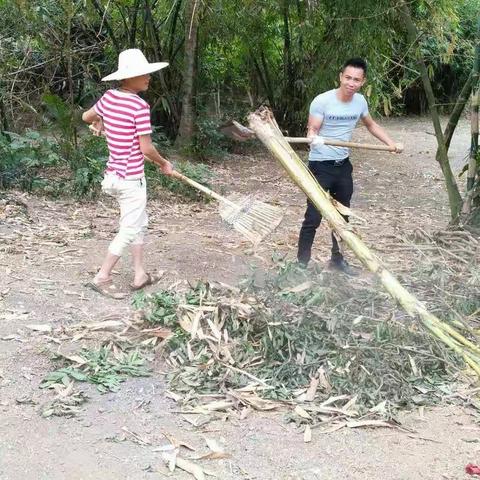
248;107;480;376
466;87;479;193
462;16;480;215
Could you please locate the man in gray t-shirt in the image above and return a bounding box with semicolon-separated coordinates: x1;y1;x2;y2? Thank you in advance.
297;58;401;273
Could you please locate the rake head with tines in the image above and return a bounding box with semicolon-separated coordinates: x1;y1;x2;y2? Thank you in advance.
171;171;283;244
218;195;283;244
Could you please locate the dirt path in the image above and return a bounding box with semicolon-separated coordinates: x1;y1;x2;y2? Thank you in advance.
0;117;478;480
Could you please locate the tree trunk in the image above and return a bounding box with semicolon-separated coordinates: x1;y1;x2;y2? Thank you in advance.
129;0;141;48
400;1;463;220
168;0;183;60
175;0;200;149
64;0;77;150
144;0;180;133
438;69;474;154
0;95;8;131
90;0;121;55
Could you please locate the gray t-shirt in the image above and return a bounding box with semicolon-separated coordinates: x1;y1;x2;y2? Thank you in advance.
309;89;369;161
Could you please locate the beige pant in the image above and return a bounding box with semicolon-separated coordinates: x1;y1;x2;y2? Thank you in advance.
101;173;148;257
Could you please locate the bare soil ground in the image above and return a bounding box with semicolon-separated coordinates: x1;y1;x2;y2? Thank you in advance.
0;117;479;480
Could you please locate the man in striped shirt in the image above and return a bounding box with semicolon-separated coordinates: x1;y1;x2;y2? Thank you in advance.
82;49;173;298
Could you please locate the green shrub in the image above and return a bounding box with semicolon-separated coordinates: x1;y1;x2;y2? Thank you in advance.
71;134;108;198
192;117;235;159
0;130;62;191
0;122;214;201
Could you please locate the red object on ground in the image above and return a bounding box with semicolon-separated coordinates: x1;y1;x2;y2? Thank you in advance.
466;464;480;475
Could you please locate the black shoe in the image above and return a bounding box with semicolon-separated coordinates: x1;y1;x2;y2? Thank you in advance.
328;257;359;276
295;259;308;270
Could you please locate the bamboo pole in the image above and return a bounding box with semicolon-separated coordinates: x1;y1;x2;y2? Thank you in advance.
248;107;480;376
285;137;402;152
462;17;480;215
466;87;479;193
462;88;480;216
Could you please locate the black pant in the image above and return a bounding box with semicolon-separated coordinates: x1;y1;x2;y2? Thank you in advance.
297;158;353;265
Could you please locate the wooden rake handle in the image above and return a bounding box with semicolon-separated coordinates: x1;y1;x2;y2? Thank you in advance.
170;170;238;208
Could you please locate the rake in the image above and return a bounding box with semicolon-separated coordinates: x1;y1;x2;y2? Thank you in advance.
89;124;283;244
171;171;283;244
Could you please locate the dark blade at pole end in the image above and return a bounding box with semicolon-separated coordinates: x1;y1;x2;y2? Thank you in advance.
219;120;256;142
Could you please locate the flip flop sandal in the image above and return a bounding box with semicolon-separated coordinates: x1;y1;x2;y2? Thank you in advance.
130;271;163;291
85;280;127;300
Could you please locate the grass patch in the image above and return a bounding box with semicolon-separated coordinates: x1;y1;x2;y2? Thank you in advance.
41;346;150;393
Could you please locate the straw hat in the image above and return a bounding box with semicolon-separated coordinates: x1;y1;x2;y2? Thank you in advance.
102;49;168;81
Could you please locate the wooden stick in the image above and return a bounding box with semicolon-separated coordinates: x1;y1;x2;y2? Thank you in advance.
220;120;403;152
171;170;238;208
286;137;404;152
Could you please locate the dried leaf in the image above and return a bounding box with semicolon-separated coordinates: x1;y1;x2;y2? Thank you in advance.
60;354;87;366
191;400;233;413
121;427;151;446
369;400;387;415
342;395;358;415
319;422;347;434
294;405;312;419
281;281;313;294
146;327;172;339
228;391;279;411
305;376;319;402
26;324;52;333
166;390;183;402
191;311;202;339
196;452;232;460
303;425;312;443
176;456;206;480
181;414;212;427
82;320;125;331
346;420;395;429
317;367;331;393
162;432;196;451
204;437;224;453
161;449;178;472
409;354;420;377
152;444;176;453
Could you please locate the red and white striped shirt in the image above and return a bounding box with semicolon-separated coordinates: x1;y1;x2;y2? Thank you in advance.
94;89;152;179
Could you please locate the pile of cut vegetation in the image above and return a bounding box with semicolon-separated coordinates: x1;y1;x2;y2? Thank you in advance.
135;260;465;423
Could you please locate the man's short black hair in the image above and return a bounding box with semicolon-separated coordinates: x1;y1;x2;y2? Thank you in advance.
342;58;367;75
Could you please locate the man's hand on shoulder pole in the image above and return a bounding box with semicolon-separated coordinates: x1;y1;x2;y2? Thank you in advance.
308;135;325;148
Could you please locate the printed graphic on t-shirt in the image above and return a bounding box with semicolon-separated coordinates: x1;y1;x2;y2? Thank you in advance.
326;115;359;121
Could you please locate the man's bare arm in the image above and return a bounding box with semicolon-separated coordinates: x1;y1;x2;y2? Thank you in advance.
361;115;401;152
139;134;173;176
307;115;323;139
